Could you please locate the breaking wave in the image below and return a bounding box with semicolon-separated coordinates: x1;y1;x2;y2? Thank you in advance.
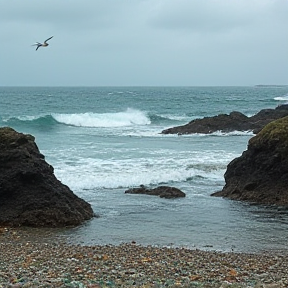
2;109;192;129
52;109;150;128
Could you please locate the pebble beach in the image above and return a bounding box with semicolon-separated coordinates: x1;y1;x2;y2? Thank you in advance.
0;228;287;288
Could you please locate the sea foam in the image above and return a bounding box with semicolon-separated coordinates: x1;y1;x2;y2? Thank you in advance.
51;150;231;191
274;95;288;101
52;108;150;127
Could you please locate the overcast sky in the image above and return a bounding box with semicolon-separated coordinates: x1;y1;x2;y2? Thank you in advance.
1;0;287;86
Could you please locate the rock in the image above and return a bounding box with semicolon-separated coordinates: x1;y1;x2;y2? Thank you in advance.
162;104;288;135
125;185;186;199
211;116;288;206
0;127;94;227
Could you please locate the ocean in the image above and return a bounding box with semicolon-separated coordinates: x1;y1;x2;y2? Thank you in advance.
1;86;288;253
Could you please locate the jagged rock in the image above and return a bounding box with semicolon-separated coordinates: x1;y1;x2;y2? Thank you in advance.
0;127;94;227
211;117;288;206
162;105;288;135
125;185;186;199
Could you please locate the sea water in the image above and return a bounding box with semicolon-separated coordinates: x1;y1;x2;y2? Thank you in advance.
1;86;288;252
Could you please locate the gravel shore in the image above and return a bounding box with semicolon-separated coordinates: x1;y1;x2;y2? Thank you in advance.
0;227;287;288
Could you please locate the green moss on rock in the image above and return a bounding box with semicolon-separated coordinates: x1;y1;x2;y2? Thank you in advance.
249;116;288;157
0;127;35;147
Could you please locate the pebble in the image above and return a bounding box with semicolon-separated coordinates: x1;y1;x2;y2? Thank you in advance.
1;228;288;287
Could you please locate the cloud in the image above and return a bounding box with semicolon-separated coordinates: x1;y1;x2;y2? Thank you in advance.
148;0;288;34
0;0;287;86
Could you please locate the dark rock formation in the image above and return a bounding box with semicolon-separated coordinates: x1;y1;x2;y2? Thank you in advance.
125;185;186;199
162;104;288;135
212;116;288;206
0;127;94;227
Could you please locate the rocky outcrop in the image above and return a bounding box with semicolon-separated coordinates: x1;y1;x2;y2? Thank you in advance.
125;185;186;199
0;127;94;227
162;105;288;135
212;116;288;206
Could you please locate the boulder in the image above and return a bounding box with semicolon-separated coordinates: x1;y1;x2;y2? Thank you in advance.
0;127;94;227
212;116;288;206
162;105;288;135
125;185;186;199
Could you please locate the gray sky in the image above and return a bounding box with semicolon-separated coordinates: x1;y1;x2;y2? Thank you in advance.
1;0;287;86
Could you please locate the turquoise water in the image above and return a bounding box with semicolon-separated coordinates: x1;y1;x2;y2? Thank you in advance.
1;86;288;252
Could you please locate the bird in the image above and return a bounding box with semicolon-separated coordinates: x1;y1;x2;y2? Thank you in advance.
32;36;53;51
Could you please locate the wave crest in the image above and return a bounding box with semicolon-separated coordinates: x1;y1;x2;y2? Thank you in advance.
52;108;151;128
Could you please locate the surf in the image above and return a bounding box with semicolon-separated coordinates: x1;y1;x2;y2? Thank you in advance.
52;108;151;128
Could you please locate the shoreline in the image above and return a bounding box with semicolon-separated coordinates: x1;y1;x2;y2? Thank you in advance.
1;228;288;287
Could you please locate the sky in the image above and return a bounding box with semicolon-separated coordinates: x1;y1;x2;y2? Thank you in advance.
1;0;287;86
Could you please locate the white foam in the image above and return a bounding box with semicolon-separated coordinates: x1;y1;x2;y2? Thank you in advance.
274;96;288;101
210;130;254;136
173;130;254;137
52;108;150;128
55;166;224;191
50;150;234;191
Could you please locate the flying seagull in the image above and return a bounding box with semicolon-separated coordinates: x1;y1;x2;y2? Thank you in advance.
32;36;53;51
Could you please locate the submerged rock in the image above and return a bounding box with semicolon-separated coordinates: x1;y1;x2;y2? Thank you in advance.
162;104;288;135
0;127;94;227
212;116;288;206
125;185;186;199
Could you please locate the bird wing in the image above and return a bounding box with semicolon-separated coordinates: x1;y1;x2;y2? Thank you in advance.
45;36;53;42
